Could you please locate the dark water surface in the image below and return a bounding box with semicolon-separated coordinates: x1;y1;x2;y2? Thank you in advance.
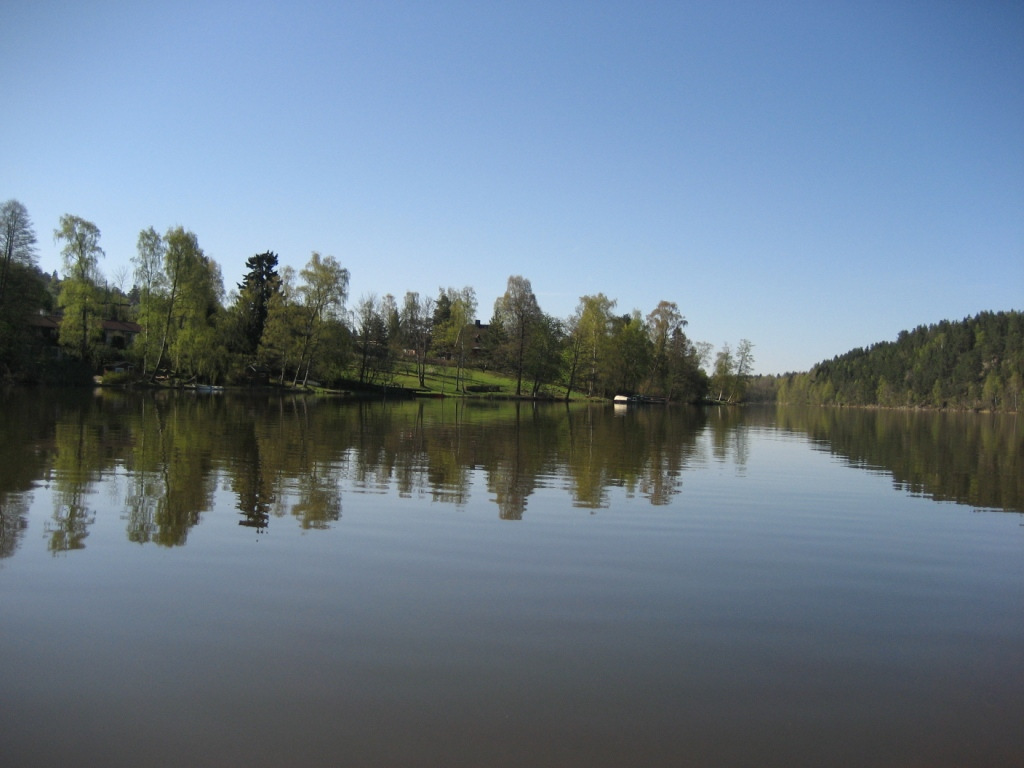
1;390;1021;767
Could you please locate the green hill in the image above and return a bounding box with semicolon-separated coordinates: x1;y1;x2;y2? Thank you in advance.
776;310;1023;411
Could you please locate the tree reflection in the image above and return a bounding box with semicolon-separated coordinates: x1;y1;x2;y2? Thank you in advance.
149;396;217;546
564;407;612;510
0;494;30;558
769;406;1023;513
291;462;342;529
421;401;473;505
123;397;164;543
484;404;538;520
639;408;704;504
708;405;749;471
231;421;274;533
48;413;101;553
1;390;1018;558
0;389;52;557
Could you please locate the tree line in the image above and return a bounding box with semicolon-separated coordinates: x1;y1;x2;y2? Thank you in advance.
769;310;1023;412
0;200;757;401
4;200;1019;410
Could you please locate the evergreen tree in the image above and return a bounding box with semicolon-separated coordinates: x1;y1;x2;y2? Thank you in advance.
236;251;279;356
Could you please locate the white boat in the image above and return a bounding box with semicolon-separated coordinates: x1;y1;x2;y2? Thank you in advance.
613;394;666;405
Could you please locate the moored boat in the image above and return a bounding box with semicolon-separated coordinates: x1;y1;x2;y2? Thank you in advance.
613;394;666;405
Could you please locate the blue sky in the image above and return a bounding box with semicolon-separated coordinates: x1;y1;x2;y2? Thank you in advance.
4;0;1022;374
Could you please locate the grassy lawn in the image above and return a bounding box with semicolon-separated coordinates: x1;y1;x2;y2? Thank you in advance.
386;361;579;399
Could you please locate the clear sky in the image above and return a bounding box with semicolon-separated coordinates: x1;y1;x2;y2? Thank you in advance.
4;0;1022;374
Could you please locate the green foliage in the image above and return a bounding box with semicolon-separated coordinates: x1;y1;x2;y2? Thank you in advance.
709;339;754;403
0;263;50;378
258;267;306;383
55;215;105;362
131;226;167;373
293;252;349;386
523;312;563;397
399;291;434;387
432;286;477;391
777;311;1024;411
353;293;390;385
607;311;651;394
567;293;617;397
1;210;734;401
147;227;225;381
1;199;38;310
493;275;542;396
0;200;48;377
235;251;279;355
665;327;709;402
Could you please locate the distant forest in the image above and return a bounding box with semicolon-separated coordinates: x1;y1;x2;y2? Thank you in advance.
763;310;1023;412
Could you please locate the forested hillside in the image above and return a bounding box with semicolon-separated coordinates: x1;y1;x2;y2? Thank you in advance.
776;311;1023;411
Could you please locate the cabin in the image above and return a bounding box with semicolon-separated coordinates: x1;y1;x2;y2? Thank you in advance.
101;319;142;351
25;314;61;344
25;314;142;354
466;319;491;358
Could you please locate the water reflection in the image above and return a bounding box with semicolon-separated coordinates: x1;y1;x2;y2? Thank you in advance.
758;406;1022;514
0;389;1020;558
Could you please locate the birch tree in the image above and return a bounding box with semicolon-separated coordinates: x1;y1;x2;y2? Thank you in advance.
573;293;617;396
132;226;167;374
151;227;203;375
434;286;476;392
54;215;104;361
400;291;434;387
294;252;348;386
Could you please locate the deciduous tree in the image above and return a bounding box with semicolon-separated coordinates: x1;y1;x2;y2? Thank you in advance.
608;311;651;394
0;200;37;308
151;227;207;375
493;275;541;396
400;291;434;387
523;312;563;396
54;215;104;361
571;293;617;397
132;226;167;373
433;286;476;391
645;300;685;393
353;293;388;384
294;252;349;386
259;266;304;383
0;201;46;373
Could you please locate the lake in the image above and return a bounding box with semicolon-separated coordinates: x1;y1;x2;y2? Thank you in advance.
1;389;1021;767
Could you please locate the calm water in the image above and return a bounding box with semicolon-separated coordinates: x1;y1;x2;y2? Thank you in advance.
1;390;1021;767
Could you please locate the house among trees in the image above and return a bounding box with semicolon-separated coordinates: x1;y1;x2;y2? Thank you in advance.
25;313;142;355
25;314;60;346
466;319;491;358
100;319;141;351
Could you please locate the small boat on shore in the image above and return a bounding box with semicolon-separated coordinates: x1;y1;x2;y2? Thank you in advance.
613;394;667;405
